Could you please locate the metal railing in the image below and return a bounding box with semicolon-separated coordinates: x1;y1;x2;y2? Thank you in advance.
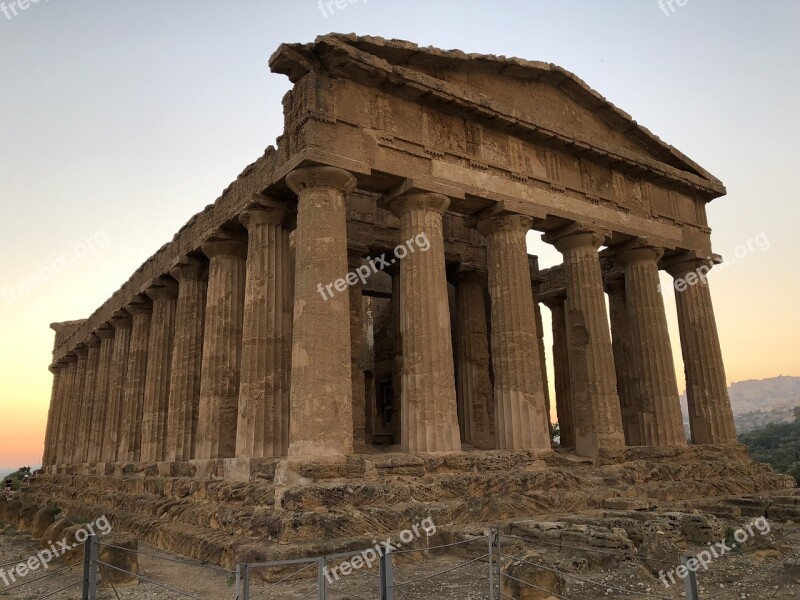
8;523;800;599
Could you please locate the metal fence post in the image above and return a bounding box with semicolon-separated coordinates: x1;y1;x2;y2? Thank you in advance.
82;534;98;600
682;555;699;600
380;546;394;600
241;563;250;600
318;557;328;600
235;564;241;600
497;531;503;596
488;530;495;600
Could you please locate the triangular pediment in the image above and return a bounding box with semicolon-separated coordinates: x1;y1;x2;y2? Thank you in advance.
270;34;724;198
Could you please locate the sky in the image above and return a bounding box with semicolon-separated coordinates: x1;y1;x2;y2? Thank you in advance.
0;0;798;468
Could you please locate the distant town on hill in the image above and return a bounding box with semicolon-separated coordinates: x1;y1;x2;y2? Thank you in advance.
681;375;800;435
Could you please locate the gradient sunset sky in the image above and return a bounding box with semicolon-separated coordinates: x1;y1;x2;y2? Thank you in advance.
1;0;798;469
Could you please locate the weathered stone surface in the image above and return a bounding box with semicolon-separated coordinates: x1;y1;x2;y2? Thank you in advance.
603;497;654;511
119;298;152;462
237;205;292;458
666;255;738;444
53;354;77;464
605;274;641;446
88;325;115;463
31;507;59;538
64;345;87;463
348;247;368;449
453;269;494;447
166;258;207;462
286;166;355;457
141;277;178;462
480;213;549;451
101;311;132;463
501;550;566;599
543;224;625;457
388;191;460;453
665;511;724;543
638;530;684;577
41;517;70;545
25;446;796;568
544;295;574;449
98;534;140;585
614;242;685;447
42;363;62;465
57;524;89;565
17;503;38;531
196;231;247;459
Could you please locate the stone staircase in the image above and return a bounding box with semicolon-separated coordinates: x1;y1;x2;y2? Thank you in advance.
12;445;796;568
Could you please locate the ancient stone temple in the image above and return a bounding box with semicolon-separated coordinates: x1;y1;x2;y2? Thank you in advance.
31;35;788;565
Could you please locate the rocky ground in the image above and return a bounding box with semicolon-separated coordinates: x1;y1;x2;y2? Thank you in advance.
4;507;800;599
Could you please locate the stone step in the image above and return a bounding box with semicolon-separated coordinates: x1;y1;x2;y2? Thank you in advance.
24;447;796;565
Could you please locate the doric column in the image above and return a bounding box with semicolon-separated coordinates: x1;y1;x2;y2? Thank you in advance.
614;243;686;446
140;278;178;462
666;255;737;444
67;345;89;463
543;224;625;456
452;269;495;448
543;295;574;449
166;258;207;462
348;246;368;449
196;231;247;460
119;297;152;462
75;335;101;463
236;204;292;459
101;310;132;462
479;213;550;451
387;191;460;453
54;353;77;464
43;364;61;465
87;325;115;463
285;166;356;457
50;362;70;465
605;273;641;446
390;267;403;444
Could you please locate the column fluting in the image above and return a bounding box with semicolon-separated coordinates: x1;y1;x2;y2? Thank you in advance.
543;224;625;456
480;213;550;451
101;310;132;462
285;166;356;457
236;205;292;459
119;298;152;462
387;191;461;453
615;244;686;446
166;258;207;462
666;256;737;444
195;231;247;460
140;278;178;462
453;269;495;448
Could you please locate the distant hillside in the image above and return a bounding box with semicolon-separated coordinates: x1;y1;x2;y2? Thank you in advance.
729;376;800;414
681;375;800;435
